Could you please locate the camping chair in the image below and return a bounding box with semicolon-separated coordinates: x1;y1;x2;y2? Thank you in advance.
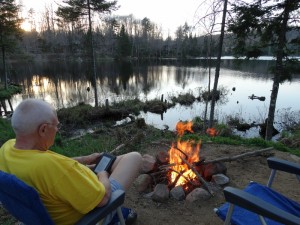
215;157;300;225
0;170;126;225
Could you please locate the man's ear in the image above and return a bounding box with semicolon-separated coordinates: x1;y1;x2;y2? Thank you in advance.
38;123;47;137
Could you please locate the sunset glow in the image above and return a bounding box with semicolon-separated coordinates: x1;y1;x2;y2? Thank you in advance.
21;20;31;31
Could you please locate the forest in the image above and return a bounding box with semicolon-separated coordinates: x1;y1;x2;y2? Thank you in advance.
3;2;300;60
13;16;300;60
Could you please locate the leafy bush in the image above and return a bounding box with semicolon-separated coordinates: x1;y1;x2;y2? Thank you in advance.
0;118;15;145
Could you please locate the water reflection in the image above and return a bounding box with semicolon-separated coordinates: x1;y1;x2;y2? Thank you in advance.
8;59;300;133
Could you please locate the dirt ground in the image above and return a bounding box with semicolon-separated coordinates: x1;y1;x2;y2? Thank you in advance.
124;143;300;225
0;143;299;225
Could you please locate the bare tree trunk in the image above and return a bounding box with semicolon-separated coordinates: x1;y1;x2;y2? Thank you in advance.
2;43;8;89
265;0;291;140
87;0;99;107
209;0;228;127
203;35;213;131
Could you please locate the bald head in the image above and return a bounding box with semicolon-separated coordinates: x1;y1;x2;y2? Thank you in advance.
12;99;57;135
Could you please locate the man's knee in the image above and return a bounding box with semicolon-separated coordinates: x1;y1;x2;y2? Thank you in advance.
122;152;142;172
126;152;142;162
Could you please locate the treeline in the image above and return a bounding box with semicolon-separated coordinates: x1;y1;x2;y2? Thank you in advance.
19;15;217;59
14;14;298;60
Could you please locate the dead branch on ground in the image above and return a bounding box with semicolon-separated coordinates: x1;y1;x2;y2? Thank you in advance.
202;147;273;164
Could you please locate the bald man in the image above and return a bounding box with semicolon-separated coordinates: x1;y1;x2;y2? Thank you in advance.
0;99;141;225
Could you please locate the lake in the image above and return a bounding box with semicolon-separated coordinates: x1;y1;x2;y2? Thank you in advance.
7;58;300;136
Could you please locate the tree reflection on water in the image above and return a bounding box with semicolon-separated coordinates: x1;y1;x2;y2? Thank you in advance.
8;59;300;135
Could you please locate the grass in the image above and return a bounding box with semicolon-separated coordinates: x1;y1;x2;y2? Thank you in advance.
51;121;174;157
0;207;17;225
52;133;119;157
1;116;299;158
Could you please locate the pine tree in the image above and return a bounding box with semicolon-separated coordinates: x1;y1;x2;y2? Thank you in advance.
117;24;132;59
0;0;23;89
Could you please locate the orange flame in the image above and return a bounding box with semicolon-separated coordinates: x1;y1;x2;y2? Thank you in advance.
206;127;218;137
176;121;194;136
169;139;201;187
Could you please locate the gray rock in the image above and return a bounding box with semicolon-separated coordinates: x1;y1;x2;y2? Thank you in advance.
135;174;153;192
185;188;211;203
212;174;230;186
152;184;169;202
170;186;185;201
141;154;157;173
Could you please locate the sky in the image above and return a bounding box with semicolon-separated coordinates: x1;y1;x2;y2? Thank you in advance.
19;0;205;36
113;0;203;35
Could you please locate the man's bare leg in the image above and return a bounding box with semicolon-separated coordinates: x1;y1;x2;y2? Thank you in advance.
110;152;142;191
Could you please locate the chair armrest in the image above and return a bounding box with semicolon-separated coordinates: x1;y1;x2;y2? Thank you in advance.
223;187;300;225
75;190;125;225
267;157;300;175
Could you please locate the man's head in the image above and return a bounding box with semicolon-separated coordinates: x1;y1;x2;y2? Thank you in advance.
12;99;59;150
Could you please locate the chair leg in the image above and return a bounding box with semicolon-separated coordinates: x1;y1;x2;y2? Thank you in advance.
224;203;234;225
258;215;268;225
117;207;126;225
267;169;276;187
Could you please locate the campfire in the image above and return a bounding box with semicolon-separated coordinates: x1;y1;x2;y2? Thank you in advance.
135;121;274;202
168;122;201;190
136;121;228;202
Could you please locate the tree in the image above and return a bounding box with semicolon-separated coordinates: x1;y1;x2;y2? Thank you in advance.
196;0;223;130
228;0;300;140
0;0;23;89
117;24;132;59
209;0;229;128
56;0;117;106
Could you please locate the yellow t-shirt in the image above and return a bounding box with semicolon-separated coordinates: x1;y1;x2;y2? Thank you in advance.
0;139;105;225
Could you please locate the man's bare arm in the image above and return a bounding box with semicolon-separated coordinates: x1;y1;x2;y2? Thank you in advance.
96;171;111;207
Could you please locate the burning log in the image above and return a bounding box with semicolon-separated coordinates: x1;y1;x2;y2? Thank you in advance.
174;147;189;160
202;147;273;164
158;163;176;169
180;156;214;196
168;168;199;189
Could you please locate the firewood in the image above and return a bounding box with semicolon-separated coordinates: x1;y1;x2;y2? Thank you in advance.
202;147;273;164
158;163;176;170
149;170;168;176
168;168;199;187
180;156;214;196
174;147;188;160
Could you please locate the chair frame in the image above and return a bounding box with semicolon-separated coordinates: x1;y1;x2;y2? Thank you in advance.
221;157;300;225
75;190;126;225
0;170;126;225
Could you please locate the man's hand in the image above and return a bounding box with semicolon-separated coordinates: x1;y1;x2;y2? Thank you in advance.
84;153;103;165
73;153;103;168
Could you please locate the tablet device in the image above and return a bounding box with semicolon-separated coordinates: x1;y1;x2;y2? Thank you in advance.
94;153;116;173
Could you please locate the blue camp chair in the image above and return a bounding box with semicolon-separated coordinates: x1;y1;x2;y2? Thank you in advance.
215;157;300;225
0;170;126;225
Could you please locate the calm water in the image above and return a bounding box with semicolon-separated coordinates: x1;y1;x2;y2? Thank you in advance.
7;58;300;135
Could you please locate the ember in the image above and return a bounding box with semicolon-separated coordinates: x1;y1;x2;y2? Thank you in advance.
206;127;218;137
176;121;193;136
